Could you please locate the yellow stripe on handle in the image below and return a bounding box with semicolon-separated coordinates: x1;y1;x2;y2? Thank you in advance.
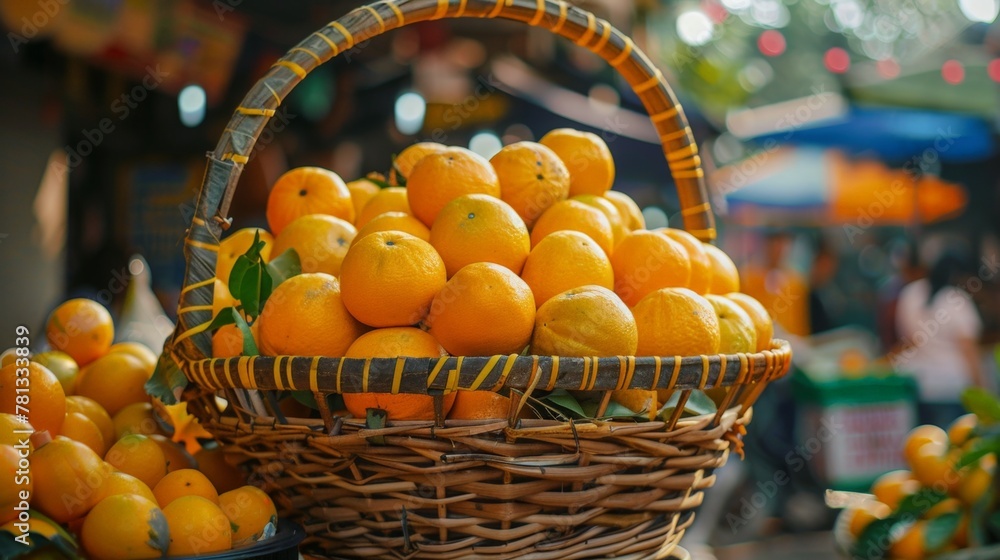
545;356;558;391
591;21;612;53
698;356;711;389
383;0;406;23
363;5;386;32
529;0;545;25
431;0;448;19
681;202;712;217
550;0;568;33
575;11;596;46
312;31;340;55
331;22;355;48
184;239;219;252
487;0;505;18
391;358;405;394
180;277;215;295
651;356;662;392
715;355;727;388
609;35;633;67
310;356;321;392
177;305;213;315
472;355;502;390
489;354;519;392
235;107;276;117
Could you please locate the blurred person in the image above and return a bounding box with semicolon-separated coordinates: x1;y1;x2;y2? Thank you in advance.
807;236;839;334
895;250;986;426
876;239;925;352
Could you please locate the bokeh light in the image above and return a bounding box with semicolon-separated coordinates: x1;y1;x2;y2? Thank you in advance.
958;0;999;23
823;48;850;74
178;85;206;127
676;10;715;46
876;58;900;79
468;131;502;159
394;92;426;135
988;59;1000;82
757;30;786;57
941;60;965;85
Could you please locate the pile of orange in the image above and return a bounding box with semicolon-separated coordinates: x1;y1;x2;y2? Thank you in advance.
209;129;774;422
842;415;991;558
0;299;275;559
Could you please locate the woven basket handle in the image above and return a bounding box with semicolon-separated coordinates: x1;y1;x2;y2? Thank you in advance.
174;0;714;360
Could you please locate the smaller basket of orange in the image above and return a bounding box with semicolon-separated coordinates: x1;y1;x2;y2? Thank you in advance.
159;2;791;559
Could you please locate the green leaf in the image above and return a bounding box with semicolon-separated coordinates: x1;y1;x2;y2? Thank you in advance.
238;262;272;318
233;313;259;357
0;509;83;559
205;306;238;332
227;254;254;297
852;516;898;560
925;512;961;552
265;248;301;287
365;175;394;189
958;439;998;469
962;387;1000;424
599;399;649;419
657;390;717;421
145;351;188;405
291;391;318;410
540;389;588;419
896;487;948;517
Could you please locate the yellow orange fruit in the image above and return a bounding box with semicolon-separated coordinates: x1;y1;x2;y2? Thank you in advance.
889;521;931;559
0;413;32;449
448;392;513;421
0;362;65;436
341;328;454;421
490;141;570;228
604;190;645;231
271;214;356;276
520;231;614;308
355;211;430;242
611;389;658;419
705;295;757;354
611;230;691;307
633;288;721;357
356;187;411;228
340;232;447;327
531;285;638;357
0;349;17;368
81;494;169;560
219;486;278;546
163;495;233;556
430;194;530;277
216;228;274;284
948;413;978;447
105;434;168;490
910;441;957;491
153;468;220;508
93;471;157;505
32;351;79;396
106;342;157;371
539;128;615;197
845;501;890;539
149;434;198;473
660;228;711;294
0;445;28;524
45;298;114;367
703;243;740;294
390;141;446;184
530;199;614;256
956;456;994;507
903;425;948;464
193;446;245;494
266;166;354;235
62;411;106;456
426;263;535;356
258;273;367;357
725;293;773;352
32;436;108;523
66;396;115;446
75;353;150;417
407;147;501;227
573;194;627;245
112;402;162;441
212;322;259;359
870;470;920;510
212;278;236;319
346;177;382;218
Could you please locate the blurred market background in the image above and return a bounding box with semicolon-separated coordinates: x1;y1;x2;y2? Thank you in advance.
0;0;999;558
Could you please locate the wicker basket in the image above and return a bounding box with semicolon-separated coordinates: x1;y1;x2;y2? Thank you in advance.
165;1;793;558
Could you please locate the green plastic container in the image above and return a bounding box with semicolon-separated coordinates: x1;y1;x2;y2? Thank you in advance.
792;369;918;492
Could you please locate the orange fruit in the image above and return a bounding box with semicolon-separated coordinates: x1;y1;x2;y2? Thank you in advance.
153;468;220;508
340;232;447;327
611;389;658;418
105;434;168;489
93;471;157;505
956;455;994;507
219;486;278;546
81;494;169;560
519;231;614;308
539;128;615;197
193;446;245;494
66;397;115;447
725;293;773;352
448;392;512;420
258;273;367;356
845;501;891;539
604;190;645;231
530;199;615;256
271;214;357;276
889;521;931;559
430;194;530;277
910;441;958;491
106;342;157;371
660;228;711;294
0;348;17;368
633;288;721;356
490;141;570;228
572;194;627;245
0;445;28;524
391;141;446;184
32;436;109;523
216;228;274;283
341;328;454;421
0;413;32;449
356;186;411;228
346;177;382;218
903;425;948;464
45;298;114;367
0;362;65;436
266;166;354;235
32;350;79;396
75;352;150;417
611;230;691;307
406;147;501;227
870;470;920;510
954;513;970;548
948;413;977;447
355;211;430;242
112;402;163;440
425;262;535;356
163;495;233;556
212;322;259;359
62;411;106;456
703;243;740;294
149;434;198;473
212;278;236;318
531;285;637;357
705;295;757;354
